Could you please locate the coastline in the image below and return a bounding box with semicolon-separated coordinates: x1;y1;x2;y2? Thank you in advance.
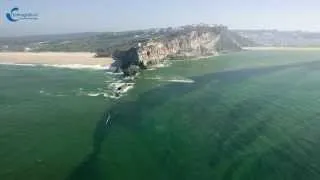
243;47;320;51
0;52;113;69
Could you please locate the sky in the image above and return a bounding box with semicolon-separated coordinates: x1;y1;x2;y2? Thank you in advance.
1;0;320;37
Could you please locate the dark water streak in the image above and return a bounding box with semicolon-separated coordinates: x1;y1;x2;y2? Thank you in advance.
66;60;320;180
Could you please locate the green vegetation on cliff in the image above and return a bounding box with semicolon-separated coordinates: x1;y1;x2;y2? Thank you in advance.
0;31;147;52
0;25;255;54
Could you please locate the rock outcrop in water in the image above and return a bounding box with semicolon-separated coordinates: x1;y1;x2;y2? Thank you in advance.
108;24;250;75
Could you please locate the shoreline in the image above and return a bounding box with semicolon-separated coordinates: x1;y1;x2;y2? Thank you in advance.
243;47;320;51
0;52;113;70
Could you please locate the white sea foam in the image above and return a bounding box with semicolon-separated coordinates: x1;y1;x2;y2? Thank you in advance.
85;92;112;97
123;76;135;81
39;90;52;96
36;66;135;100
42;64;107;70
77;82;134;99
105;71;123;75
155;64;167;68
163;79;195;83
0;62;36;67
103;93;110;98
150;61;171;68
109;82;135;94
109;82;126;89
121;85;134;93
0;62;108;70
145;76;162;80
87;93;101;97
145;76;195;83
108;95;121;99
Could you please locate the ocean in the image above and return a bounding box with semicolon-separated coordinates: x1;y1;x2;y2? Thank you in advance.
1;51;320;180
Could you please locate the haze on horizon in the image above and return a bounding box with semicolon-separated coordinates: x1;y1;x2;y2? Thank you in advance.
1;0;320;37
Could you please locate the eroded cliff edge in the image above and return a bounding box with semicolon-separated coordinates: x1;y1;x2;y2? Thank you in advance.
97;24;253;75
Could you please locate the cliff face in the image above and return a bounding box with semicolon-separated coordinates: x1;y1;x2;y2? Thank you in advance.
110;25;247;75
137;30;222;66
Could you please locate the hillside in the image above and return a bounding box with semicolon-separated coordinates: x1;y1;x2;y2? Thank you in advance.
0;25;254;53
0;33;101;52
0;30;171;52
235;30;320;47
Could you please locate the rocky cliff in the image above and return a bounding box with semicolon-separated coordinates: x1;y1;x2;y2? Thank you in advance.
110;24;250;75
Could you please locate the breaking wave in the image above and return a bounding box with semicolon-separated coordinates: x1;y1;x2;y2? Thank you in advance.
144;76;195;83
0;62;109;70
42;64;109;70
0;62;36;67
38;75;135;100
32;60;192;101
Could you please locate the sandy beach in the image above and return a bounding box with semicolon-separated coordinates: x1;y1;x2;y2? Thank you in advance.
0;52;113;69
243;47;320;51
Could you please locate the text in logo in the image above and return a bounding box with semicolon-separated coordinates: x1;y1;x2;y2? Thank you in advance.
6;7;39;22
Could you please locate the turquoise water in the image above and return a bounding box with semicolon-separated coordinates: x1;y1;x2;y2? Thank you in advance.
1;51;320;179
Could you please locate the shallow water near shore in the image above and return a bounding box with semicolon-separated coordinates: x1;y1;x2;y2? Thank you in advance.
1;51;320;180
